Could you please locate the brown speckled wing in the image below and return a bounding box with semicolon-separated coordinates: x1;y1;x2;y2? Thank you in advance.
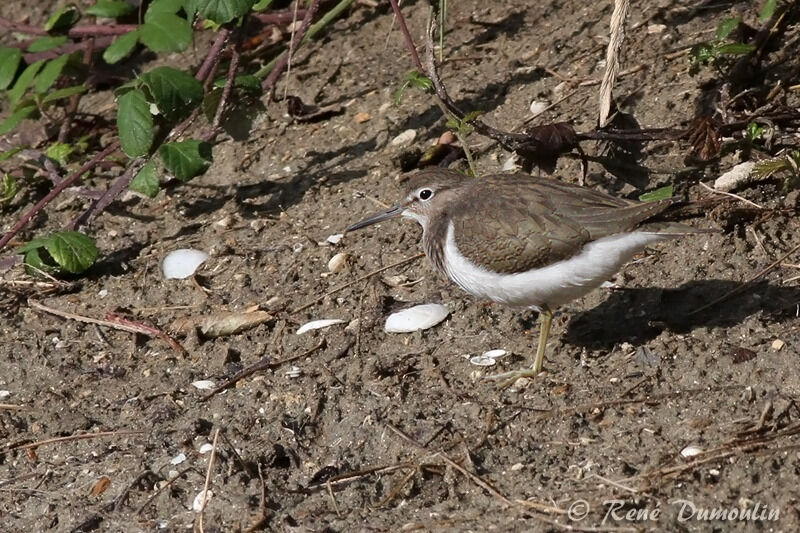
445;175;674;274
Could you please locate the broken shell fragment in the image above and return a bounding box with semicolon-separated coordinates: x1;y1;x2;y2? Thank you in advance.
384;304;449;333
296;319;346;335
161;249;209;279
327;252;349;272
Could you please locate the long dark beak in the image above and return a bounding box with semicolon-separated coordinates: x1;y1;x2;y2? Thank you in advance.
346;205;403;232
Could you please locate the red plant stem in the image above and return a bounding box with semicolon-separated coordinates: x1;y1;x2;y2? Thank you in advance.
253;10;308;25
261;0;320;91
23;35;115;63
68;158;145;230
387;0;424;72
211;44;240;131
0;142;119;251
0;16;137;37
195;28;231;83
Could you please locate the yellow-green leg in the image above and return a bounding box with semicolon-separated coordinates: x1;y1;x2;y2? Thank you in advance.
486;306;553;389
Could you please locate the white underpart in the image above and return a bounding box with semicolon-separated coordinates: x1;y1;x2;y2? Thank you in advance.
442;222;672;310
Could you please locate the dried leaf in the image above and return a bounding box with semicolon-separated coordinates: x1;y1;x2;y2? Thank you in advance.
200;311;273;337
686;116;721;161
89;476;112;497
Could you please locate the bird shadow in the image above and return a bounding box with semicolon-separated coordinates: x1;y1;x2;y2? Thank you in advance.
563;279;800;349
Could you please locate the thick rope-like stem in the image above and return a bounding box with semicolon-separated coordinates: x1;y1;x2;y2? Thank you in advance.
598;0;630;128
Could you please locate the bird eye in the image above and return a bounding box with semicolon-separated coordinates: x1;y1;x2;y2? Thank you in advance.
417;188;434;201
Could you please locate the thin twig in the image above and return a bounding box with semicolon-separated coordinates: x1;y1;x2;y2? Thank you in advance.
0;142;119;251
2;430;144;455
290;253;424;314
387;0;424;72
197;428;220;533
698;181;763;209
261;0;321;91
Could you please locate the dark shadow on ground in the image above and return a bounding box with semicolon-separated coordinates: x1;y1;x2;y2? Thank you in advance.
564;280;800;348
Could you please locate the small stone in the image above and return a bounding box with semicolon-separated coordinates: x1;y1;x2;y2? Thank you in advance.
354;112;371;123
771;339;785;351
391;129;417;147
647;24;667;34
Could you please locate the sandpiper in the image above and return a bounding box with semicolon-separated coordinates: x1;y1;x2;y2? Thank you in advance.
347;168;714;388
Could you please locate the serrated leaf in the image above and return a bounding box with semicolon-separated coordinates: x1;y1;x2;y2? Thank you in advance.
1;174;18;204
159;140;212;181
0;105;37;135
34;54;71;93
45;142;74;166
46;231;99;273
140;66;204;121
117;88;154;157
638;185;674;202
689;43;715;65
715;17;740;41
27;36;69;52
139;12;192;52
45;5;81;32
18;231;98;275
86;0;136;18
759;0;777;22
7;60;46;107
0;48;22;90
130;159;160;197
715;43;756;56
199;0;256;24
103;30;139;64
40;84;88;105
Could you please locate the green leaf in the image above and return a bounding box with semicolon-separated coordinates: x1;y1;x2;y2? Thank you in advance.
45;5;81;32
40;84;89;105
0;48;22;90
27;36;69;52
117;88;154;157
45;142;74;166
23;248;61;276
86;0;136;18
159;140;212;181
746;122;765;142
9;60;43;105
147;0;186;14
1;174;18;204
130;159;160;197
199;0;256;24
183;0;201;20
140;66;204;121
252;0;274;11
715;43;756;56
689;43;715;65
0;147;23;163
638;185;674;202
18;231;98;274
34;54;71;93
715;17;740;41
212;74;262;93
0;106;37;135
103;30;139;63
139;12;192;52
759;0;777;22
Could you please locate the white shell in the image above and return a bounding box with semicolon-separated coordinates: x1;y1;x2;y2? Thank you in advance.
285;365;303;378
0;390;10;398
161;249;209;279
680;445;704;458
192;489;213;512
529;100;548;116
191;380;215;390
391;129;417;147
469;355;497;366
469;349;508;366
384;304;449;333
170;453;187;465
327;252;348;272
296;319;346;335
198;443;214;454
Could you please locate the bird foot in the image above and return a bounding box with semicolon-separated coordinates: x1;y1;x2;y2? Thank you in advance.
484;367;541;390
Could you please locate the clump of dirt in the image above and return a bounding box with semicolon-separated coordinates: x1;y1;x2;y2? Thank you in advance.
2;1;799;532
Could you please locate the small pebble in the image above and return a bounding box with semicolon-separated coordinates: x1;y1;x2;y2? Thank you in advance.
391;129;417;147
